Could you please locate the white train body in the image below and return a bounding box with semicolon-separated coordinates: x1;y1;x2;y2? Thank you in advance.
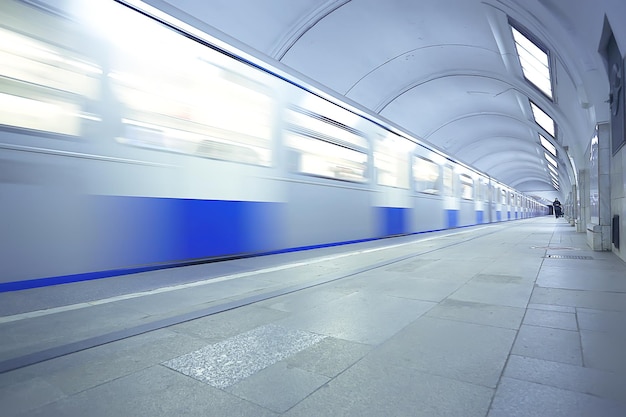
0;0;547;290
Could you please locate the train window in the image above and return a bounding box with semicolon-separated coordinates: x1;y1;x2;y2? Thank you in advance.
284;133;367;182
483;179;490;201
374;133;413;188
442;165;454;196
70;0;274;166
285;104;368;182
413;156;440;194
0;1;101;136
115;66;274;166
286;104;368;150
289;97;368;150
476;178;487;201
459;174;474;200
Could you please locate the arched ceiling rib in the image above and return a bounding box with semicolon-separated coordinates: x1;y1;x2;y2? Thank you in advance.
155;0;618;201
270;0;351;60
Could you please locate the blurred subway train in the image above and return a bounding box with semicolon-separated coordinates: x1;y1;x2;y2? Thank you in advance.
0;0;548;291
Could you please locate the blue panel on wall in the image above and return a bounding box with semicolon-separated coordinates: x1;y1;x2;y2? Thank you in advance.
446;210;459;228
476;211;484;224
376;206;407;236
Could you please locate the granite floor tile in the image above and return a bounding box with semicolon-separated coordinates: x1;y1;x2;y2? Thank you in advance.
1;377;66;417
426;298;525;329
256;288;355;313
577;308;626;333
168;304;288;342
504;355;626;403
527;303;576;313
530;287;626;311
283;360;494;417
448;277;534;308
285;337;373;378
537;271;626;292
413;259;491;281
0;302;150;360
368;316;516;387
580;329;626;373
523;308;578;331
511;324;582;365
163;324;326;389
488;377;626;417
382;258;441;273
225;361;330;413
480;258;544;279
358;273;466;302
18;366;279;417
0;327;208;395
277;291;436;345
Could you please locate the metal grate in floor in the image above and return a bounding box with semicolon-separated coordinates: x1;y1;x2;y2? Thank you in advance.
545;254;594;260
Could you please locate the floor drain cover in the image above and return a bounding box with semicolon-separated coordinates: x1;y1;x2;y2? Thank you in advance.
545;254;594;260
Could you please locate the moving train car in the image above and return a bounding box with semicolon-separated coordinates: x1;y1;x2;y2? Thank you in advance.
0;0;547;290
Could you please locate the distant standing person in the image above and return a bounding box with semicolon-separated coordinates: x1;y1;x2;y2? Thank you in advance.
553;198;562;218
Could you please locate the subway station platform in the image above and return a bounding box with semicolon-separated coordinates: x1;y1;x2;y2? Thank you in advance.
1;216;626;417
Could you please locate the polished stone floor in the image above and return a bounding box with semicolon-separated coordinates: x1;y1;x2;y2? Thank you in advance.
1;216;625;416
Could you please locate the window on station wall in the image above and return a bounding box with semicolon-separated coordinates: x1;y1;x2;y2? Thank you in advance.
285;100;368;182
510;21;553;100
459;174;474;200
530;101;556;137
540;134;557;156
530;102;561;190
501;189;508;204
413;156;440;194
589;131;599;223
374;133;413;188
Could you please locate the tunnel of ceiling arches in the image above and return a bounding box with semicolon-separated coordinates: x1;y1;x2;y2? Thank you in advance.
146;0;621;204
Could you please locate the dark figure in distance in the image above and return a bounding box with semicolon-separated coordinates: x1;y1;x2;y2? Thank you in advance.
553;198;562;218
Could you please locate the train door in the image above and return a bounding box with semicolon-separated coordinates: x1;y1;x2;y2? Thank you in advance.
442;164;458;228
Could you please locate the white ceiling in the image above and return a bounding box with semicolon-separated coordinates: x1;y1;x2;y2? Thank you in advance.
146;0;626;202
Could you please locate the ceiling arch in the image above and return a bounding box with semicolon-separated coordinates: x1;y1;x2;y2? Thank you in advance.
344;45;503;108
270;0;352;60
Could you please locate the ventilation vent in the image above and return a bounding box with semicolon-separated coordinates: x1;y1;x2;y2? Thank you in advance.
545;254;593;260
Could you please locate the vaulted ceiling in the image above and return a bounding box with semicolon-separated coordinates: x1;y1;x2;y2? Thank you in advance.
144;0;625;203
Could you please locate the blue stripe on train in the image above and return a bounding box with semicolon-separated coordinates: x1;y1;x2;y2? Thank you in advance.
0;196;283;292
376;206;407;236
99;196;279;262
446;209;459;228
